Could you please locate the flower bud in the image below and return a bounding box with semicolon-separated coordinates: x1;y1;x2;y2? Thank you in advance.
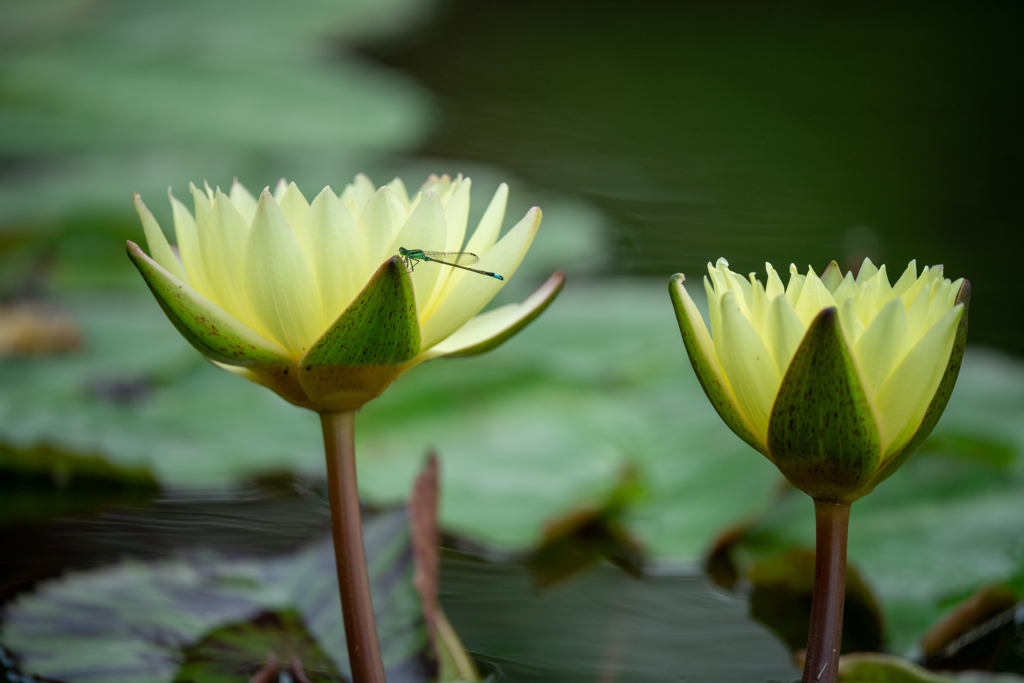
670;258;969;501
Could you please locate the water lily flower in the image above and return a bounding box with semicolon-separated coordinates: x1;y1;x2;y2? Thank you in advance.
128;173;564;413
128;173;563;683
670;257;970;683
670;257;969;502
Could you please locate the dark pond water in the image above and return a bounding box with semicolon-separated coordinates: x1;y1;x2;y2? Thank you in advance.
368;0;1024;354
0;484;798;682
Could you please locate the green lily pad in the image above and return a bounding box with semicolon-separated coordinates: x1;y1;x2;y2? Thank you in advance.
175;610;343;683
0;0;432;162
0;509;428;683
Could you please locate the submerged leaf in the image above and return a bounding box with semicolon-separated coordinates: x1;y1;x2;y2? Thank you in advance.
0;509;430;683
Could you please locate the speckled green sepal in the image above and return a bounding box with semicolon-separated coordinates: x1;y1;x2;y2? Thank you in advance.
861;279;971;494
126;240;290;366
767;307;882;501
669;274;767;456
297;257;420;410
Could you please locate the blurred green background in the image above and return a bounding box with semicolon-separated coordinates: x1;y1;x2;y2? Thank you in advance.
2;0;1024;677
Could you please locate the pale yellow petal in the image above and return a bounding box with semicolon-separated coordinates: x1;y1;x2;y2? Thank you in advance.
838;296;865;346
340;173;377;218
244;189;323;356
764;293;805;377
749;275;768;335
425;177;471;302
434;183;509;302
387;177;411;210
443;176;471;253
856;257;878;284
853;297;910;396
707;260;729;296
765;263;785;300
723;266;752;315
905;279;935;345
793;267;837;327
891;260;918;297
419;207;541;350
420;173;453;199
229;180;258;224
863;264;894;315
203;190;256;326
900;266;935;308
704;276;723;347
946;278;964;310
279;182;310;239
716;291;781;441
785;264;805;309
671;274;764;453
301;187;368;325
191;183;222;304
464;183;508;256
134;193;187;283
388;191;448;318
406;190;423;215
875;305;964;456
831;272;857;303
820;260;843;292
272;178;289;203
359;186;407;269
422;271;562;360
169;189;210;295
854;266;894;326
924;279;953;330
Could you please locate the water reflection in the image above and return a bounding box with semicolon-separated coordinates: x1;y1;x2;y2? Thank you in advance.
370;0;1024;353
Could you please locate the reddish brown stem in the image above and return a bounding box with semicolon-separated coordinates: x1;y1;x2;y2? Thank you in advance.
321;411;387;683
802;499;851;683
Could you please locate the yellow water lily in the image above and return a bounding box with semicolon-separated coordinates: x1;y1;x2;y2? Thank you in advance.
670;257;969;501
128;173;563;412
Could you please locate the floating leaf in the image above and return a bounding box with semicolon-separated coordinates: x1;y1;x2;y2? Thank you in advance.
0;509;430;683
746;547;885;655
175;610;343;683
527;466;645;587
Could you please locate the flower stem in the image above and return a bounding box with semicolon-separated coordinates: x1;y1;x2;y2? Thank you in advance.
802;499;851;683
320;411;387;683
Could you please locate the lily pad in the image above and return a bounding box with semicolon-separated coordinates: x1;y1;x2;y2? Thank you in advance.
175;610;344;683
0;509;428;683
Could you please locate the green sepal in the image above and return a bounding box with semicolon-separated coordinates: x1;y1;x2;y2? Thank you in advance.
669;274;767;456
439;271;565;359
861;279;971;494
297;257;420;410
767;307;882;501
126;240;290;367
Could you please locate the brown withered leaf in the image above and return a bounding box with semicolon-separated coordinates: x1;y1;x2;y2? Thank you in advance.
407;452;480;682
0;304;81;357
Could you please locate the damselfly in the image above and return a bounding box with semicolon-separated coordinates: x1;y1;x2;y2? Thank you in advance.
398;247;504;280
